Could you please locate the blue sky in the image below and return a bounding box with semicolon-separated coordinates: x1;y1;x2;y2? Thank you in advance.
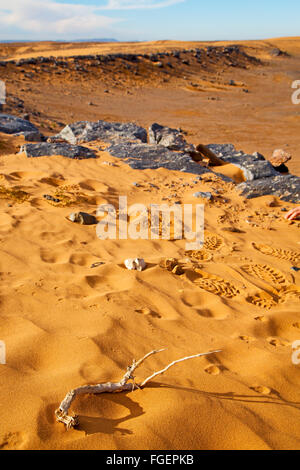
0;0;299;41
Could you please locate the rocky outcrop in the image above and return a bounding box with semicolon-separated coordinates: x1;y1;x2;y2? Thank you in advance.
53;120;147;145
237;174;300;203
107;142;214;176
207;144;278;181
20;143;97;159
0;113;44;141
207;143;300;202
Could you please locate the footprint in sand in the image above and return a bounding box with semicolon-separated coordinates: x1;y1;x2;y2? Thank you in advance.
186;269;240;299
247;292;277;310
204;365;220;375
278;285;300;303
252;242;300;266
251;386;271;395
267;337;290;347
239;335;255;343
293;322;300;329
0;432;27;450
135;307;161;319
204;232;224;251
254;315;267;322
241;263;289;288
185;249;213;262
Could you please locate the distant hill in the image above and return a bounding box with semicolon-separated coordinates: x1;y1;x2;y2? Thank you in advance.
0;38;119;43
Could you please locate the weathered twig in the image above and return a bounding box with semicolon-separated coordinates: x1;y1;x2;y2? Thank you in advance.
55;348;221;429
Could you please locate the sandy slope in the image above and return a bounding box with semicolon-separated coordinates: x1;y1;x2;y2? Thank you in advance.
0;132;299;450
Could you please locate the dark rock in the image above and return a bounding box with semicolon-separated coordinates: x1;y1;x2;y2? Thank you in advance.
68;212;98;225
0;113;39;135
207;143;278;181
237;174;300;203
107;142;217;177
148;123;194;152
20;143;97;159
193;192;213;200
43;194;61;203
55;120;147;145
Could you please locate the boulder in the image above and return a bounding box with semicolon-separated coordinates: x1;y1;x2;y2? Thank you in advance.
20;143;97;159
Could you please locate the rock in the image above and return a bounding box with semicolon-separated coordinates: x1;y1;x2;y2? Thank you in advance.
207;144;278;181
193;191;213;200
43;194;61;203
291;267;300;272
270;149;291;168
237;174;300;203
124;258;147;271
20;143;97;159
68;212;98;225
172;265;185;275
148;123;193;152
107;142;220;177
160;258;178;271
0;113;40;135
55;120;147;145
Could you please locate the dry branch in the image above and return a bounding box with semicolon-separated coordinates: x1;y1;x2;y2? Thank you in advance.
55;348;221;429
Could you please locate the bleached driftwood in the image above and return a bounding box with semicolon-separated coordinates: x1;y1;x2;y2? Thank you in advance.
55;348;221;429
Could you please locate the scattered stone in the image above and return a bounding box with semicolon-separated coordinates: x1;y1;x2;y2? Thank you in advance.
90;261;105;268
270;149;291;168
67;212;98;225
160;258;178;271
124;258;147;271
20;143;97;159
43;194;61;203
281;207;288;212
172;265;185;275
193;191;213;200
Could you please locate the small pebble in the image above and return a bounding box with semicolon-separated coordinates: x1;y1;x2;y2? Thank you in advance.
291;267;300;272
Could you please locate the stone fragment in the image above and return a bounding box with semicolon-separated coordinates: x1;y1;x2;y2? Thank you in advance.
20;143;97;159
68;212;98;225
124;258;147;271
